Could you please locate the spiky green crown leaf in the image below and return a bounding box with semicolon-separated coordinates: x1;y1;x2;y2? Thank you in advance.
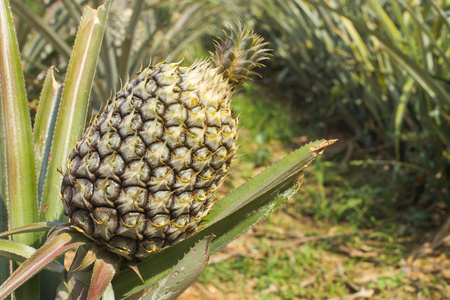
210;22;271;86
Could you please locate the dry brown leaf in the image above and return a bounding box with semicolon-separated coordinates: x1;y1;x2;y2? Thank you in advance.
300;274;318;287
352;270;398;285
328;288;374;300
337;244;378;258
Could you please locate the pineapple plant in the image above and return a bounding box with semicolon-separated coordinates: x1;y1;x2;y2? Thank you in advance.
0;0;335;299
61;25;268;262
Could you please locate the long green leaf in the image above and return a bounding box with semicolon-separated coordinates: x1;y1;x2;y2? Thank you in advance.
394;77;415;160
0;1;39;298
33;68;62;201
211;183;300;254
340;17;374;72
398;0;450;71
0;0;38;247
0;232;88;299
40;1;110;223
0;239;35;263
0;90;9;299
112;139;335;298
382;39;450;113
0;239;66;278
367;0;402;41
428;0;450;32
0;221;66;238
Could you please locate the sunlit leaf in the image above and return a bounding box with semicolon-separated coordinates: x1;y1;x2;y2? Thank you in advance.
0;239;66;278
0;77;8;294
0;1;39;297
0;0;39;246
0;232;88;299
33;68;62;201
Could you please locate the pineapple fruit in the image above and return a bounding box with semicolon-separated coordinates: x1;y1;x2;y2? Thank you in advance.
61;23;270;261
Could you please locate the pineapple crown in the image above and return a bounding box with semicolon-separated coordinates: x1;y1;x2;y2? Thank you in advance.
210;22;271;87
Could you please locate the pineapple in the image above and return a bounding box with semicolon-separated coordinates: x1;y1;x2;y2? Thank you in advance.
61;23;270;261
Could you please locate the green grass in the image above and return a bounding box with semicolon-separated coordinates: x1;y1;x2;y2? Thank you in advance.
232;84;298;143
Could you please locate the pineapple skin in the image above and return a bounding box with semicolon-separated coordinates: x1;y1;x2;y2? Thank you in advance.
61;61;238;261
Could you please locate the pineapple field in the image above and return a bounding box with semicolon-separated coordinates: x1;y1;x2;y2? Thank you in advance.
1;0;450;299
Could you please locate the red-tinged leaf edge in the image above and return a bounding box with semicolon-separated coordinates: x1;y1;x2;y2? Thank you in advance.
0;231;89;299
86;250;120;300
0;239;66;279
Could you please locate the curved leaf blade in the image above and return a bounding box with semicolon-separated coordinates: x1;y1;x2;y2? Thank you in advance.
0;239;66;278
40;1;110;223
0;4;39;297
0;239;35;264
0;81;8;294
33;67;62;201
208;183;300;255
0;221;66;238
0;0;38;246
0;232;88;299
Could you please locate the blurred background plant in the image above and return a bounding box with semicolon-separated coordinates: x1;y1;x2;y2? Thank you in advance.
7;0;450;298
250;0;450;206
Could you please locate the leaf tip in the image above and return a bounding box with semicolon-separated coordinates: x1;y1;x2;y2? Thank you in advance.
310;139;338;157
